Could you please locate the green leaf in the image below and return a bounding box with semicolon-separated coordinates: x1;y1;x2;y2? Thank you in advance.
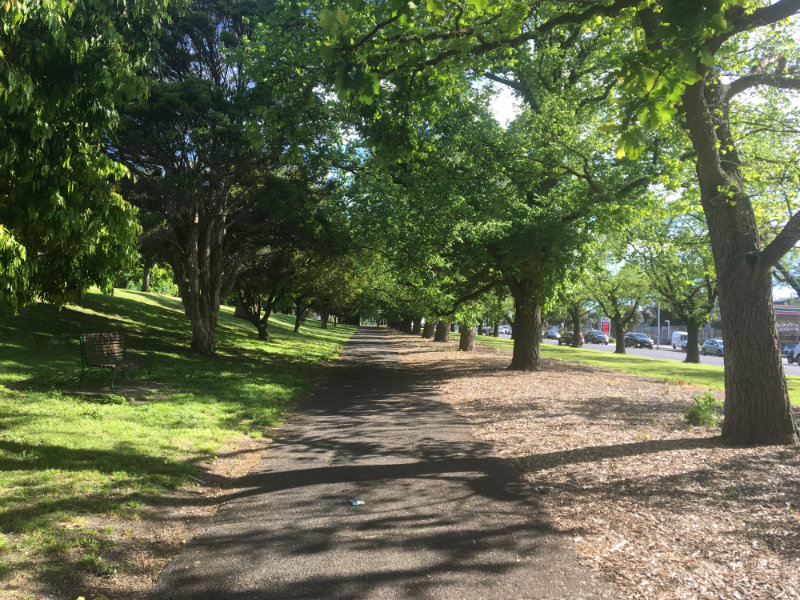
426;0;446;16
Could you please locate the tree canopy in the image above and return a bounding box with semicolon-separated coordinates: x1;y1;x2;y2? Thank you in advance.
3;0;800;445
0;0;172;313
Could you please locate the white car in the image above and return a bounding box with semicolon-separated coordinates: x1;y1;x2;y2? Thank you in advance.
671;331;689;350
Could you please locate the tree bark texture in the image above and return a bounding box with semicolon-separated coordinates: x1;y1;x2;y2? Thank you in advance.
458;322;475;351
613;321;626;355
401;316;413;335
684;320;701;364
234;294;249;319
509;308;542;370
294;301;308;333
142;265;151;293
169;202;236;355
422;321;435;338
567;302;588;347
682;80;798;445
507;278;543;371
412;316;422;336
434;321;450;342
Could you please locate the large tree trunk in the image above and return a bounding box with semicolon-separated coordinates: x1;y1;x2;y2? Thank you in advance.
170;206;235;356
183;291;221;354
422;320;435;339
684;320;701;364
682;80;798;445
717;261;795;444
613;320;626;355
320;310;330;329
189;314;217;354
508;279;542;371
458;322;475;351
509;307;541;370
434;320;450;342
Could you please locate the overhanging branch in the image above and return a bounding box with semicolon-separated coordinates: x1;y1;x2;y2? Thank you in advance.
761;209;800;271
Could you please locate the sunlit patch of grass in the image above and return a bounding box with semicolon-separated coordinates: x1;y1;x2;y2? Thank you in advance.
0;288;355;585
476;336;800;406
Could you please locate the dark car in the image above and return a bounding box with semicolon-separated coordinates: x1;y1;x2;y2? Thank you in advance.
784;344;797;363
558;331;584;346
543;329;560;339
585;330;609;344
624;332;654;349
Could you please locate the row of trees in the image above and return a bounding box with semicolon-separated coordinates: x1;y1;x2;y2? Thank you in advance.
2;1;799;445
320;0;800;445
2;0;374;350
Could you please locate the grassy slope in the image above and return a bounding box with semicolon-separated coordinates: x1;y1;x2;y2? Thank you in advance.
0;289;355;582
476;336;800;406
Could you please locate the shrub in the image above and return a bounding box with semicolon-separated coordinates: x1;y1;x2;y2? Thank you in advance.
684;391;722;427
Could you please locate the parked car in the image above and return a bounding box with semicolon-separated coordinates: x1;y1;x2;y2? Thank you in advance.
671;331;689;350
624;332;654;349
789;344;800;365
558;331;584;346
700;339;724;356
544;328;560;339
498;325;511;335
784;344;797;363
585;330;609;345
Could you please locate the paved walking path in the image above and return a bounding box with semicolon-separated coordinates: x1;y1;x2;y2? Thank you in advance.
150;328;617;599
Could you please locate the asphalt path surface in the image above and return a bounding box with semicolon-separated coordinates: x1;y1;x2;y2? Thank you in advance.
150;328;617;600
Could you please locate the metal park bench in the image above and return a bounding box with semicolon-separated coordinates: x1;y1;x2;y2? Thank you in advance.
79;333;153;391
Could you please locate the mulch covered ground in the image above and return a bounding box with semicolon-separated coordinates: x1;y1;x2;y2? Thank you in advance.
397;335;800;600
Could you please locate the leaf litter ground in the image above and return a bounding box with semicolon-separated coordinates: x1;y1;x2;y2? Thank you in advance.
396;334;800;600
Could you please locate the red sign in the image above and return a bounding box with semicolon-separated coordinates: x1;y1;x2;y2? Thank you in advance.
600;317;611;336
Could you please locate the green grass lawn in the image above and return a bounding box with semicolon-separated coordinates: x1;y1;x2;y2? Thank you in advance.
0;289;355;588
476;335;800;406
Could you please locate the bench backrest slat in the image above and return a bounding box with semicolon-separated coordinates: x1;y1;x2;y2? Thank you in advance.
80;333;125;365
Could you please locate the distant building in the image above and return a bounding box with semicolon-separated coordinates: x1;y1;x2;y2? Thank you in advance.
774;299;800;346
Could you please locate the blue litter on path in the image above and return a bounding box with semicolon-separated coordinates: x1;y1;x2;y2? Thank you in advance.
351;500;365;506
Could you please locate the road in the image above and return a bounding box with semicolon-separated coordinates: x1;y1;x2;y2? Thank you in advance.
484;335;799;370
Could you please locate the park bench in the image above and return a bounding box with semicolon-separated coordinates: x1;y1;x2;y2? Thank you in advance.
79;333;153;391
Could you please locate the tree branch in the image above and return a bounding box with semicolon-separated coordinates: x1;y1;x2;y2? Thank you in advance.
483;71;535;108
729;0;800;37
724;71;800;102
344;14;402;53
761;209;800;271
